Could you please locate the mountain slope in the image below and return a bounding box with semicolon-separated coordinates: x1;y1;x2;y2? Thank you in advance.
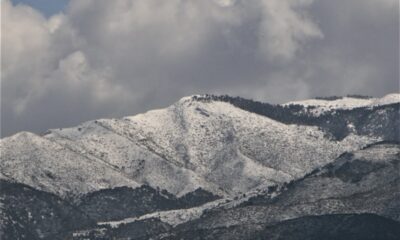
283;93;400;114
1;94;396;197
71;142;400;239
153;214;400;240
1;93;399;240
0;180;95;240
32;96;378;197
77;186;219;222
159;142;400;232
0;180;219;239
0;132;140;197
196;93;400;140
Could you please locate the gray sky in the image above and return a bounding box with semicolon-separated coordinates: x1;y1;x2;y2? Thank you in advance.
1;0;399;137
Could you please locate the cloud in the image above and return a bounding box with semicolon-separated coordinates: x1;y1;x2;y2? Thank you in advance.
258;0;323;60
1;0;398;136
2;1;54;114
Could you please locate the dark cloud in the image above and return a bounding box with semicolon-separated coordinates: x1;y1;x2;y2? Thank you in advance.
1;0;398;137
301;0;399;97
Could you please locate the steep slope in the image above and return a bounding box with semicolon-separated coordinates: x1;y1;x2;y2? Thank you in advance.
0;95;390;198
162;142;400;232
42;96;376;197
0;132;140;197
196;94;400;140
77;186;219;222
0;181;219;240
282;93;400;140
43;120;224;197
1;94;399;240
89;142;399;239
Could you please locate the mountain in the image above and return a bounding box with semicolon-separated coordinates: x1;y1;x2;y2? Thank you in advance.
0;93;399;239
0;132;140;198
173;142;400;228
0;180;95;240
77;186;219;222
149;214;400;240
283;93;399;114
80;141;399;239
75;214;400;240
195;94;400;140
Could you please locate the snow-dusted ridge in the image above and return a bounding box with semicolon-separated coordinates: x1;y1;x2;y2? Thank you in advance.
283;93;400;116
89;141;400;233
98;198;227;228
1;94;394;198
0;132;140;197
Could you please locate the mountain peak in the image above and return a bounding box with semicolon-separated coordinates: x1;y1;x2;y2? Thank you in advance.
1;93;399;239
177;94;209;103
1;131;38;141
1;93;398;198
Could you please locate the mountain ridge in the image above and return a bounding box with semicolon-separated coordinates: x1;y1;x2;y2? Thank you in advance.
1;93;399;239
2;94;392;197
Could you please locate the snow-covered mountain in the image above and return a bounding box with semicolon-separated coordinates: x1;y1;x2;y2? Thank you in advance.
1;95;386;197
70;141;400;240
1;93;399;240
0;132;140;197
284;93;400;116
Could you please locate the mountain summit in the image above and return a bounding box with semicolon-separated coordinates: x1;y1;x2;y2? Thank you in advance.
1;93;399;239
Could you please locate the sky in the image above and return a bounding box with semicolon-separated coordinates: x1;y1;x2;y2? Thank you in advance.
1;0;399;137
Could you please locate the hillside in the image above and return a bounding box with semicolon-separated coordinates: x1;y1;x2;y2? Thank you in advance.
0;93;399;240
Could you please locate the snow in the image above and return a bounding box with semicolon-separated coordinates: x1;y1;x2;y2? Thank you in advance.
0;94;389;197
283;93;400;116
92;97;376;195
97;175;288;228
98;198;228;227
0;132;140;197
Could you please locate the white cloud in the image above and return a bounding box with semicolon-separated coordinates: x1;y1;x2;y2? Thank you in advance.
1;0;129;118
2;0;396;136
53;51;130;103
2;0;322;114
2;0;54;114
258;0;323;60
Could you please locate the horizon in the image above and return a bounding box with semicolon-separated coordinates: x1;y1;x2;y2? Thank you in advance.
1;91;398;138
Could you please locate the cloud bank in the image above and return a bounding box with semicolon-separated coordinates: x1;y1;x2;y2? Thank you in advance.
1;0;399;136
